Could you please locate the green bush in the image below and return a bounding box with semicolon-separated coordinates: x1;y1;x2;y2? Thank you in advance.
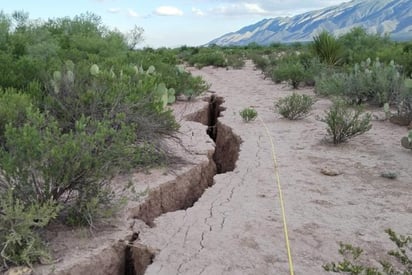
338;27;393;65
0;107;134;218
323;229;411;274
275;93;314;120
321;100;372;144
187;50;227;68
299;54;325;86
250;54;270;71
0;190;60;268
272;60;306;89
239;107;258;122
0;11;202;269
396;78;412;123
0;90;33;146
315;59;403;106
315;71;347;97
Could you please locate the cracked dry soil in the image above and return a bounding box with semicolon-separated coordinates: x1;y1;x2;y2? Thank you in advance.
135;61;411;275
32;61;411;275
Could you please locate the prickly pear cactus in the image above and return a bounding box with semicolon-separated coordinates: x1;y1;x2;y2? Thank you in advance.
168;88;176;104
401;130;412;149
90;64;99;76
154;83;169;109
67;70;75;83
65;60;75;71
53;71;62;82
147;65;156;74
52;71;62;94
405;78;412;89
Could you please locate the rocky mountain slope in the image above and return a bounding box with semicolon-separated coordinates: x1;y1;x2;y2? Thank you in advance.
208;0;412;46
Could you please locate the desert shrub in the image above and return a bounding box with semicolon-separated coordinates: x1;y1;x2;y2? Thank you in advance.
239;107;258;122
380;171;398;179
312;31;342;66
323;229;411;274
0;11;200;269
275;93;314;120
0;106;135;215
395;78;412;123
147;63;209;98
401;130;412;150
0;190;60;268
315;59;403;106
315;72;347;97
250;54;270;71
299;53;325;86
272;59;306;89
225;52;245;69
187;50;227;68
0;90;33;145
338;27;392;65
400;44;412;76
321;100;372;144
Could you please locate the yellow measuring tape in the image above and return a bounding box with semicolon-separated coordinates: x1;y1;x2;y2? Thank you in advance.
259;116;294;275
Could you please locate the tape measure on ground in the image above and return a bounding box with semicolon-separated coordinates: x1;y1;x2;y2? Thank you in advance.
259;116;294;275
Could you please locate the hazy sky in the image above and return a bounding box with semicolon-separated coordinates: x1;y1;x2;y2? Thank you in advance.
2;0;349;48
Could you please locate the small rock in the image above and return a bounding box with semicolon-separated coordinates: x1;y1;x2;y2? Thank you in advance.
372;111;387;121
5;267;33;275
176;94;189;101
320;167;342;176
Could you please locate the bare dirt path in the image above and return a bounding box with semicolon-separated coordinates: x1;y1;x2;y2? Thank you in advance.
137;61;412;274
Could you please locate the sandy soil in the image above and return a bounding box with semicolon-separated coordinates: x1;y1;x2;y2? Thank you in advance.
137;61;412;274
26;61;412;275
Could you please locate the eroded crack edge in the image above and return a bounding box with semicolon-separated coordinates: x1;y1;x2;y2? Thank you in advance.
125;95;241;275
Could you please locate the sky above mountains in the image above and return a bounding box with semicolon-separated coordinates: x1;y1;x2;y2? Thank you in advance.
2;0;348;48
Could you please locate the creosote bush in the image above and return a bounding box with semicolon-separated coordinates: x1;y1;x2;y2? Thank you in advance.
0;191;60;268
322;100;372;144
239;107;258;122
275;93;314;120
272;59;306;89
323;229;411;274
315;58;403;106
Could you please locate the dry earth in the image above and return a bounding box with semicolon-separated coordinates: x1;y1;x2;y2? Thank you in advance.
23;61;412;275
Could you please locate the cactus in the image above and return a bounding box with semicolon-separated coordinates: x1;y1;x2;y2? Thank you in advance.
52;71;62;94
53;71;62;82
67;70;75;83
383;102;391;120
147;65;156;74
154;83;177;109
168;88;176;104
90;64;99;76
65;60;75;71
176;65;185;74
401;130;412;149
154;83;169;109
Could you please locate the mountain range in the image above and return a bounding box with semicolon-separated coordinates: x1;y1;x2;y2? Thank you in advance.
208;0;412;46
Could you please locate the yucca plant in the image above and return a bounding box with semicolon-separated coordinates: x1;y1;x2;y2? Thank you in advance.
313;31;342;66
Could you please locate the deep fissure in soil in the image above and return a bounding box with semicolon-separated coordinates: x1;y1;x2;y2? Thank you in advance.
126;95;241;275
199;95;241;174
125;233;156;275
